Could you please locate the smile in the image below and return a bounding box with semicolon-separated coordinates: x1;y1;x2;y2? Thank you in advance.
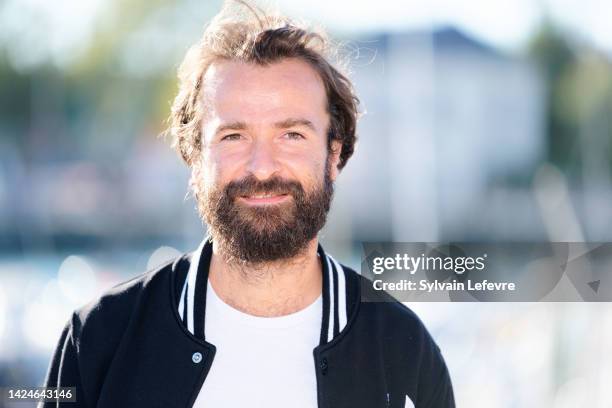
239;193;290;205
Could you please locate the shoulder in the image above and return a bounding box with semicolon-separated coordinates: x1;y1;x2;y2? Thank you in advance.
340;265;455;406
341;264;434;340
44;253;192;403
70;253;190;346
341;264;447;372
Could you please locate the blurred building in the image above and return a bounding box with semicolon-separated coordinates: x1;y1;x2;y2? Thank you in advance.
326;27;546;244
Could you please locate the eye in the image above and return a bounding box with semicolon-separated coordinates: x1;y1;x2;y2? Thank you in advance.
284;132;305;140
221;133;242;141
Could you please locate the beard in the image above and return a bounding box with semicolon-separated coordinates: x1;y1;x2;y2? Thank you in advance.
195;162;334;264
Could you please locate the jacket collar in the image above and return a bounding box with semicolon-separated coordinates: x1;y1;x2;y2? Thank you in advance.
177;237;351;346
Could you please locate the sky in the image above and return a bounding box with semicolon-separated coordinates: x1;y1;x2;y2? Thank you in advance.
0;0;611;71
278;0;612;53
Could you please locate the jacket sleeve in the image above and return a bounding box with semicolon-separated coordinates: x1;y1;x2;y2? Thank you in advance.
419;342;455;408
39;313;88;408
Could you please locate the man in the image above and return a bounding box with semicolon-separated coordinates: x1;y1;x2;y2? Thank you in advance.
43;2;455;407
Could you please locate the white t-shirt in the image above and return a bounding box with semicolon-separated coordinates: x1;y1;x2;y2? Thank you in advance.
193;280;323;408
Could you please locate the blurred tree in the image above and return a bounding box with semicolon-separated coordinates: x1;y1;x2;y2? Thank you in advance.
559;51;612;187
528;20;612;185
528;20;581;180
0;0;185;162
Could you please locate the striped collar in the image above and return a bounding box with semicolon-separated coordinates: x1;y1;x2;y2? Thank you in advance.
177;237;350;346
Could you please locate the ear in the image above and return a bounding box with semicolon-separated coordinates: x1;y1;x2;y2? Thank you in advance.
329;140;342;181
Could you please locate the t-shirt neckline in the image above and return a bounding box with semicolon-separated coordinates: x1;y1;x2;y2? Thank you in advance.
206;279;323;329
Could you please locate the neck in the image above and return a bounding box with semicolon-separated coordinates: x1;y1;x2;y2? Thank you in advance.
208;238;323;317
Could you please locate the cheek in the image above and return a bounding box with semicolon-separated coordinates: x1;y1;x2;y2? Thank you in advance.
280;150;327;188
202;147;242;183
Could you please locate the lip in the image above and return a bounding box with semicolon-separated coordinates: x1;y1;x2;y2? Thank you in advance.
239;194;290;205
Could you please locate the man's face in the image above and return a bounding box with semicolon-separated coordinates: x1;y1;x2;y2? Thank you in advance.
193;58;341;263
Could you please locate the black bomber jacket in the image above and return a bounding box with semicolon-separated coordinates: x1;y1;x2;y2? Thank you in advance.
42;238;455;408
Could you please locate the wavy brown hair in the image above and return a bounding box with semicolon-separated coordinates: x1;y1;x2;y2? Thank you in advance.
168;0;359;170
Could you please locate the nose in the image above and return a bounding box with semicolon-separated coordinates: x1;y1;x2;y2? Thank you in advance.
245;137;280;180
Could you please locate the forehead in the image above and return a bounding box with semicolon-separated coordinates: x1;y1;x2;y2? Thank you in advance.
201;58;329;127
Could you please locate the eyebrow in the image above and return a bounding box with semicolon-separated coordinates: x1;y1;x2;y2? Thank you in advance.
214;118;317;135
273;118;317;131
215;121;247;135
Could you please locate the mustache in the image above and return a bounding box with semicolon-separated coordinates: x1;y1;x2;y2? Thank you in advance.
224;175;305;198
